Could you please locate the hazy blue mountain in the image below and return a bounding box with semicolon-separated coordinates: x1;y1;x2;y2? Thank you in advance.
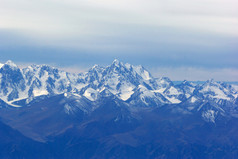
1;59;238;158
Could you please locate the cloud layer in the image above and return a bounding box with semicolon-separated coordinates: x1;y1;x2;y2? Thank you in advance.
0;0;238;81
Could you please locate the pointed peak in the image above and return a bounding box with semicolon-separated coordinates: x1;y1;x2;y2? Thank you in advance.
89;64;104;73
125;63;131;69
92;64;104;70
132;65;152;80
92;64;99;68
112;59;119;63
5;60;17;67
108;59;125;70
111;59;122;66
3;60;18;69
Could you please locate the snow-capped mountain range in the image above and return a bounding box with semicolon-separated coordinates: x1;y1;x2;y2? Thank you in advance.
0;59;238;122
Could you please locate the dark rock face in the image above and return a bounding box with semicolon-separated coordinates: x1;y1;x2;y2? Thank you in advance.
0;60;238;158
0;94;238;158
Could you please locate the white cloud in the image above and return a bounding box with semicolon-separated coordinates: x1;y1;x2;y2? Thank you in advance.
0;0;237;82
0;0;237;39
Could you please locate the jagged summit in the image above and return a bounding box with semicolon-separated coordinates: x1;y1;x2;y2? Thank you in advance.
1;60;19;70
107;59;125;70
1;60;238;159
0;59;238;123
112;59;120;65
91;64;100;69
5;60;17;66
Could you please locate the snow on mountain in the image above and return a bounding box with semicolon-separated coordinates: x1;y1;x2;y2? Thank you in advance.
87;59;155;102
163;86;184;103
222;83;238;98
153;77;173;92
176;80;196;98
4;60;18;69
83;88;99;101
0;59;163;105
0;60;26;105
83;64;104;85
0;60;236;106
194;79;234;101
190;96;198;103
61;93;98;114
0;59;238;123
127;85;170;106
232;84;238;92
175;79;238;122
125;63;152;81
151;77;186;104
0;63;4;69
202;109;217;123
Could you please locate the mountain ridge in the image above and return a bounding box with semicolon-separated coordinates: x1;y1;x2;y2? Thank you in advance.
1;60;238;158
0;59;238;123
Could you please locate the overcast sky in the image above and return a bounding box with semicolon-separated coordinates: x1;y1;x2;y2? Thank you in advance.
0;0;238;81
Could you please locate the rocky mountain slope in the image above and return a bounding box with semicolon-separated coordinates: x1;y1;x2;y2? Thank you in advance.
1;59;238;158
1;59;238;123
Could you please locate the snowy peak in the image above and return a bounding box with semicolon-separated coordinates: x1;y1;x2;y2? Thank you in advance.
0;59;238;124
132;65;152;80
196;80;232;100
112;59;121;66
0;63;4;69
106;59;127;73
151;77;174;94
5;60;18;68
202;79;220;88
1;60;19;71
127;85;169;106
90;64;104;72
124;63;153;81
0;60;26;103
83;88;99;101
85;64;104;83
106;60;152;81
176;80;196;98
157;77;173;87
